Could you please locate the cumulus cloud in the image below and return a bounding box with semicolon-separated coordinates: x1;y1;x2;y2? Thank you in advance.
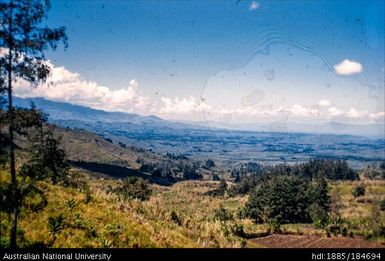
160;96;212;114
157;95;380;123
10;59;381;124
369;111;385;121
346;108;368;119
290;104;319;118
318;99;332;107
14;63;154;114
333;59;363;75
328;106;344;117
249;1;260;10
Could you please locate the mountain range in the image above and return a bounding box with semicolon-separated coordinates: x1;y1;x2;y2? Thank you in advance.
13;96;384;138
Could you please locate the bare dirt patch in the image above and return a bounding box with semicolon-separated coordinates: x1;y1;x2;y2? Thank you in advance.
251;234;384;248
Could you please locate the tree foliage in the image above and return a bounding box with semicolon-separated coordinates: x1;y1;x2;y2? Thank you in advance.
204;159;215;170
1;0;67;248
352;184;365;198
206;179;228;197
0;107;68;247
243;175;330;224
230;158;357;197
20;128;69;184
113;176;152;201
0;0;67;87
139;160;202;181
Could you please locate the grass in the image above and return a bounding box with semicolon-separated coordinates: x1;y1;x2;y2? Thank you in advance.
0;170;256;248
329;180;385;241
1;167;384;248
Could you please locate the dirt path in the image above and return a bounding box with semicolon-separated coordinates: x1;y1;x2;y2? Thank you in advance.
251;234;385;248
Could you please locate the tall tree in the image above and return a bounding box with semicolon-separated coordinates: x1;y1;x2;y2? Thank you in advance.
0;0;67;248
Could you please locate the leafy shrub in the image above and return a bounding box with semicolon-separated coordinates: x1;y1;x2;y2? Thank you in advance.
114;176;152;201
104;137;113;143
204;159;215;169
64;171;89;191
212;172;220;181
64;199;76;210
352;184;365;198
214;206;233;222
231;159;357;183
170;211;182;226
97;237;113;248
206;180;227;197
231;223;245;237
20;130;69;184
182;163;202;180
229;175;264;195
308;204;329;228
369;203;385;238
360;165;385;180
305;159;358;180
48;213;66;243
268;220;281;233
22;186;48;212
325;217;348;236
0;236;10;248
379;199;385;211
84;188;93;204
231;162;263;178
140;161;202;181
243;176;330;224
308;178;330;227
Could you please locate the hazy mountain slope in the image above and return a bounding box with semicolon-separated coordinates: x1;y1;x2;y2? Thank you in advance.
13;96;198;129
14;96;384;137
12;96;385;169
12;124;207;185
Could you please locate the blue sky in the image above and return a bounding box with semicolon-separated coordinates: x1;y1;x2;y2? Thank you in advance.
13;0;385;127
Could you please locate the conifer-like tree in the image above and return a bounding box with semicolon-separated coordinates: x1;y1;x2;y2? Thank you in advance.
0;0;67;247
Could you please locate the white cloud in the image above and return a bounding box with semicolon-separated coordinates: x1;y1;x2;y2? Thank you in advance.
14;63;153;114
318;99;332;107
333;59;363;75
160;96;212;115
10;59;380;124
249;1;260;10
328;106;344;117
290;104;319;117
346;108;367;119
369;111;385;120
157;96;378;124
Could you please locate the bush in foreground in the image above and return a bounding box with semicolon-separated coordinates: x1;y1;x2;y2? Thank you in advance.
352;184;365;198
114;176;152;201
243;175;330;224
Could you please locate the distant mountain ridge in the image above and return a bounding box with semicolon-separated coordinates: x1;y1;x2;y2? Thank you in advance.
13;96;384;138
11;96;385;168
12;96;198;130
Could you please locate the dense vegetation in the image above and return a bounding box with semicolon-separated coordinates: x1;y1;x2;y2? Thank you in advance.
2;107;384;248
139;161;203;181
1;0;68;247
0;0;384;250
229;159;359;196
113;176;152;201
243;176;330;225
231;159;358;182
0;107;71;246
